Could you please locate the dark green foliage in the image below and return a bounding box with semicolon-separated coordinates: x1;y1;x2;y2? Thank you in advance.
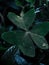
1;6;49;57
0;0;49;65
0;45;7;51
2;31;25;45
31;22;49;36
7;8;35;30
31;33;49;49
19;33;35;57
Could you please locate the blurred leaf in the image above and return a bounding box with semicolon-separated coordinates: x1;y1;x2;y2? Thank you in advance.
7;8;35;30
19;33;35;57
31;22;49;36
1;30;25;45
2;45;16;58
26;0;35;4
31;33;49;49
15;0;23;6
2;45;17;65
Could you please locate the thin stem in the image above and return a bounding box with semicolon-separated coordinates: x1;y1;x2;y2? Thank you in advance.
0;13;5;27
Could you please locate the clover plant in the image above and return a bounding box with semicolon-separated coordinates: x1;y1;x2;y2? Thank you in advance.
1;6;49;57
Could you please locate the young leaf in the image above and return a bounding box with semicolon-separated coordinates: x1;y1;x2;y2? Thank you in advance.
1;30;25;45
31;33;49;49
7;8;35;30
31;22;49;36
26;0;35;4
19;33;35;57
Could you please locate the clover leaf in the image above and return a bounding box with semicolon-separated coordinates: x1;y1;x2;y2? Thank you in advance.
7;8;35;30
1;8;49;57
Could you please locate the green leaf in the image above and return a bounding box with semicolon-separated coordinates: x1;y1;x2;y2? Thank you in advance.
7;8;35;30
7;12;26;30
19;33;35;57
31;22;49;36
1;30;25;45
15;0;23;6
26;0;35;4
31;33;49;49
23;8;35;29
